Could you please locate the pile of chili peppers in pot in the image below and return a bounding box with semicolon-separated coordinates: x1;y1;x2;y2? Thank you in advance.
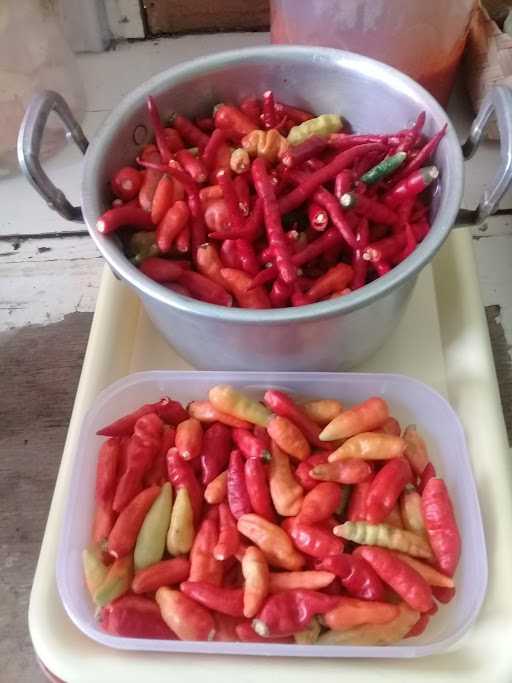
96;91;445;308
85;385;460;644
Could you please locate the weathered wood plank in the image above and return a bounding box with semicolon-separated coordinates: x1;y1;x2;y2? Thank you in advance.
145;0;269;34
0;312;93;683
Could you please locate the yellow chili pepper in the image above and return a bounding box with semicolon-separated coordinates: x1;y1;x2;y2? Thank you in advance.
287;114;343;146
134;482;173;571
230;148;251;174
294;616;322;644
400;487;427;537
328;432;406;462
334;521;433;560
167;486;195;556
241;129;289;163
316;602;419;645
93;555;133;608
209;385;272;427
82;543;108;599
302;399;344;425
393;552;455;588
269;441;304;516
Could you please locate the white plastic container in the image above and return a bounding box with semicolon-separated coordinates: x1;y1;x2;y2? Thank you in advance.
56;371;487;658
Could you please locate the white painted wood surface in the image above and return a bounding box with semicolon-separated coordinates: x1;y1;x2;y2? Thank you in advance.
1;31;511;357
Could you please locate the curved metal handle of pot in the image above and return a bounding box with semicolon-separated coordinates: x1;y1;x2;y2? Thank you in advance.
17;90;89;222
457;85;512;226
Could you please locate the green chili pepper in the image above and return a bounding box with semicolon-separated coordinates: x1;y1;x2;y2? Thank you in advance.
129;231;159;264
360;152;407;185
134;482;173;571
82;543;108;599
93;555;133;607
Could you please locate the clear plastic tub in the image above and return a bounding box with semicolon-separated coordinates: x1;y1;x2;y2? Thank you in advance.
56;371;487;658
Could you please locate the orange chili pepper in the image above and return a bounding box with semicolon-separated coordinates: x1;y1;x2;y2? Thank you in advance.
298;482;341;524
403;425;430;476
156;587;215;641
267;415;310;462
268;570;335;593
375;416;401;436
323;596;399;630
196;243;227;289
320;397;389;441
175;417;203;460
392;552;454;588
310;458;373;485
204;470;228;504
107;485;160;559
268;441;304;516
237;513;304;571
400;487;426;536
328;432;406;462
241;545;270;618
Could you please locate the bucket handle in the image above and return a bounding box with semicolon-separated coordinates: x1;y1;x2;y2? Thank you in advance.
17;90;88;222
456;85;512;226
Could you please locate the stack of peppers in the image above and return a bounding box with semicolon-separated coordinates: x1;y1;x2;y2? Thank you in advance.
84;385;461;644
96;91;445;308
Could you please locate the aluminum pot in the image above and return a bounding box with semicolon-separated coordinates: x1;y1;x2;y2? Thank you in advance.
18;46;512;370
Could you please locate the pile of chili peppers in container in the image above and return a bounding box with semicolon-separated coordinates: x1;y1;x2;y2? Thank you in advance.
84;385;460;644
96;91;445;308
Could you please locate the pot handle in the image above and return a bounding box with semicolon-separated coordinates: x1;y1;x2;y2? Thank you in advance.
17;90;88;222
456;85;512;226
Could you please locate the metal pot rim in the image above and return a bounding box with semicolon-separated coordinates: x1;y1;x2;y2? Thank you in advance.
82;45;463;324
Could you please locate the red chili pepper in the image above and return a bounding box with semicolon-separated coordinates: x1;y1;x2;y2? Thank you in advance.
250;227;343;289
195;116;215;132
280;135;328;169
307;201;328;231
351;216;369;289
173;114;210;150
347;479;373;522
162;127;185;152
275;101;314;123
385;166;439;208
432;586;456;604
156;587;215;641
333;169;354;200
235;620;292;643
96;205;154;235
213;502;240;560
355;545;433;613
233;428;270;460
365;457;413;524
174;149;208;184
189;514;223;585
317;554;385;601
220;268;272;309
201;128;226;170
306;263;354;301
101;594;175;639
156;200;190;253
199;422;232;485
107;485;160;558
111;166;143;201
214;104;257;137
298;482;341;524
92;499;116;544
285;518;344;559
295;452;330;491
421;478;461;577
219;239;242;268
153;398;188;426
186;192;208;262
146;96;173;163
261;90;278;129
252;589;339;637
404;612;430;638
340;192;398;226
132;557;191;593
95;438;121;505
362;232;407;264
328;133;388;150
216;170;245;234
210;198;264;241
133;412;163;450
418;461;437;493
237;96;261;127
311;458;373;485
196;242;226;288
269;278;293;307
180;581;244;618
244;457;276;523
175;417;203;461
177;270;233;307
113;433;159;512
138;257;183;284
175;225;190;254
279;142;384;215
263;389;326;450
227;449;253;519
150;175;175;225
166;447;203;524
393;124;447;182
236;238;260;276
233;174;251;215
252;158;298;285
